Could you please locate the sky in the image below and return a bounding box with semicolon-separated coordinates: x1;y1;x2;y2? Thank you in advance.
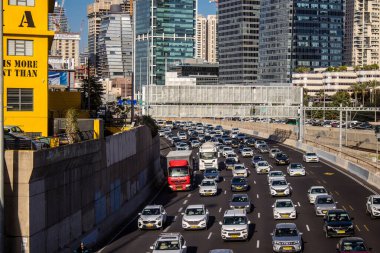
64;0;217;51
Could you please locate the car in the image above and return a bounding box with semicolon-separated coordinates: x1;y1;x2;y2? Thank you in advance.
232;164;249;178
241;148;254;157
236;133;246;142
271;223;303;253
177;132;188;140
238;144;247;154
190;140;201;148
231;139;239;148
4;125;25;135
138;205;167;230
254;140;266;149
219;209;250;241
232;127;240;133
226;153;239;162
275;153;290;165
4;132;50;150
225;157;237;170
307;186;328;204
258;144;269;153
287;163;306;176
255;160;272;174
336;237;371;252
268;171;286;183
251;155;264;167
222;137;233;145
323;209;355;238
159;129;166;137
269;148;282;158
150;233;187;252
366;195;380;219
181;204;209;230
269;178;291;197
231;176;249;192
199;179;218;196
272;199;297;219
230;131;239;139
245;138;256;147
314;195;337;216
222;147;234;157
303;152;319;163
229;194;252;213
203;167;220;182
176;142;190;151
198;134;205;142
209;250;234;253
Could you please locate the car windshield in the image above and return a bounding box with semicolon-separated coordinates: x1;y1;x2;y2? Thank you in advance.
226;159;236;164
223;216;247;225
205;168;217;174
253;156;262;161
234;166;245;170
311;188;327;194
272;180;287;186
270;172;284;177
373;197;380;204
317;197;334;204
275;228;298;237
306;153;316;156
142;208;160;215
169;167;188;177
200;152;216;159
224;147;232;151
290;164;303;169
232;177;246;183
259;145;268;149
201;180;215;186
279;154;288;159
186;208;204;215
232;196;248;202
276;201;293;208
271;149;280;153
341;241;367;251
327;212;350;222
258;161;268;166
155;241;180;250
243;148;251;152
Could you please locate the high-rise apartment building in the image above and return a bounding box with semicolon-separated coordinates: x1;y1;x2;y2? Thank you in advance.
344;0;380;66
259;0;344;83
50;33;81;69
135;0;196;89
49;1;70;32
207;15;218;63
196;15;207;61
97;4;133;79
218;0;260;84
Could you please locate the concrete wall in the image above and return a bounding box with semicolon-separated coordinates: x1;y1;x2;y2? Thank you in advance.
4;126;163;253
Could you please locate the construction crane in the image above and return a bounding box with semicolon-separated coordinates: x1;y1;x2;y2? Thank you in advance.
53;0;66;32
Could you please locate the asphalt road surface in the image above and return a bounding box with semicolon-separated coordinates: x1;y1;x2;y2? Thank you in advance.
98;131;380;253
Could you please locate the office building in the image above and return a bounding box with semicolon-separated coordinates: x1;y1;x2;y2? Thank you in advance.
97;4;133;79
50;33;81;69
135;0;196;89
207;15;218;63
196;15;207;61
169;59;219;85
218;0;260;84
49;1;70;32
344;0;380;66
259;0;344;83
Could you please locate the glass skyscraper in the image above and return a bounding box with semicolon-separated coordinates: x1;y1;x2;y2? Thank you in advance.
135;0;196;90
259;0;344;83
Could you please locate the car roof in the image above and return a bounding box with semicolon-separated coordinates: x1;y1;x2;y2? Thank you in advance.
202;178;216;182
275;223;297;229
327;209;348;214
232;193;248;198
144;205;162;209
186;204;204;209
340;237;365;242
370;195;380;198
224;209;246;216
310;186;326;189
209;250;233;253
275;199;292;203
158;233;182;240
316;194;333;199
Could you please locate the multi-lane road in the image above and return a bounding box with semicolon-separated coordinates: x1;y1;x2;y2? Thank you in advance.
99;132;380;253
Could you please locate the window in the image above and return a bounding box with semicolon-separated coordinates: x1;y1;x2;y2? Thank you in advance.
8;0;35;6
7;40;33;56
7;88;33;111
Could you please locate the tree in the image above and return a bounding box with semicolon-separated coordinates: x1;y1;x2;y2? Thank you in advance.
326;66;335;72
350;83;361;106
331;91;350;107
337;65;347;72
294;66;311;73
358;82;369;106
80;76;105;112
367;80;379;106
65;108;79;144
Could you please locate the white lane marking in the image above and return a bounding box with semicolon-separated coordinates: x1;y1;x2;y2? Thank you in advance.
256;240;260;248
306;225;310;232
355;225;361;232
364;225;370;232
178;207;183;213
183;200;188;205
257;194;260;199
224;190;227;195
349;205;354;211
174;215;178;221
254;180;257;184
207;232;213;239
219;207;222;213
224;178;226;181
297;202;301;207
258;212;261;219
164;225;171;232
342;206;346;211
187;193;192;198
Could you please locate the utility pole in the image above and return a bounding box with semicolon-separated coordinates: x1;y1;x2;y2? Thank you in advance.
339;104;343;151
299;87;304;142
0;0;5;251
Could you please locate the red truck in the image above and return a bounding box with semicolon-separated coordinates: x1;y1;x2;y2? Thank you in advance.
166;150;194;191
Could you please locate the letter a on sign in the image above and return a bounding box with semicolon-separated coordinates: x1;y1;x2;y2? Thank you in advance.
19;11;35;28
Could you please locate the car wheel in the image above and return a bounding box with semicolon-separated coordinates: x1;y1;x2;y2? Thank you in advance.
370;212;376;219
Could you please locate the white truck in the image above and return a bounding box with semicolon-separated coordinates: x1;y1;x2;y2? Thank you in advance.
199;142;219;171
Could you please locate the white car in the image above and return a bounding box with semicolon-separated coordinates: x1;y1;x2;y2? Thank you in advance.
220;209;250;241
255;161;272;174
138;205;167;230
150;233;187;253
307;186;328;204
254;140;266;149
176;143;189;151
190;140;201;148
226;153;239;162
269;178;291;197
177;132;188;140
199;179;218;196
241;148;254;157
366;195;380;219
303;152;319;163
222;147;234;157
232;164;249;178
267;170;286;183
232;127;240;133
287;163;306;176
230;131;239;139
272;199;297;219
182;204;209;230
269;148;282;158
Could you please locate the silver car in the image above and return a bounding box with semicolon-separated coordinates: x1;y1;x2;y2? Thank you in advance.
272;199;297;220
199;179;218;196
219;209;250;241
269;178;291;197
267;171;286;184
138;205;167;230
255;160;272;174
270;148;282;158
241;148;254;157
303;152;319;163
307;186;328;204
232;164;248;178
254;140;266;148
314;195;337;216
271;223;303;253
182;204;209;230
229;193;252;213
366;195;380;218
150;233;187;253
287;163;306;176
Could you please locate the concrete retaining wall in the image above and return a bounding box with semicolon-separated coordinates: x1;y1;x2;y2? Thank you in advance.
4;126;163;253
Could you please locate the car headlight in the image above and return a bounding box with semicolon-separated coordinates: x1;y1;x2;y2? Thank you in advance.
156;216;162;221
246;205;250;208
138;218;143;222
230;205;234;208
348;225;354;229
327;226;332;229
316;206;321;209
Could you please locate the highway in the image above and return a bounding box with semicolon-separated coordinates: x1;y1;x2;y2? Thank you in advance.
99;130;380;253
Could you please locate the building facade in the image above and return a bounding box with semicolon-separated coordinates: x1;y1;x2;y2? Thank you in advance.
196;15;207;61
218;0;260;84
48;1;70;32
344;0;380;66
3;0;55;137
97;4;133;79
207;15;218;63
259;0;344;83
135;0;197;89
50;33;81;69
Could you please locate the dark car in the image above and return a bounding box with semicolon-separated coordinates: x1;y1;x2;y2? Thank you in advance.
245;138;256;147
236;133;246;142
324;209;355;238
204;135;212;142
275;153;290;165
238;144;247;154
203;167;220;182
225;158;237;170
230;176;249;192
231;139;239;148
258;144;269;153
336;237;371;252
252;155;264;167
